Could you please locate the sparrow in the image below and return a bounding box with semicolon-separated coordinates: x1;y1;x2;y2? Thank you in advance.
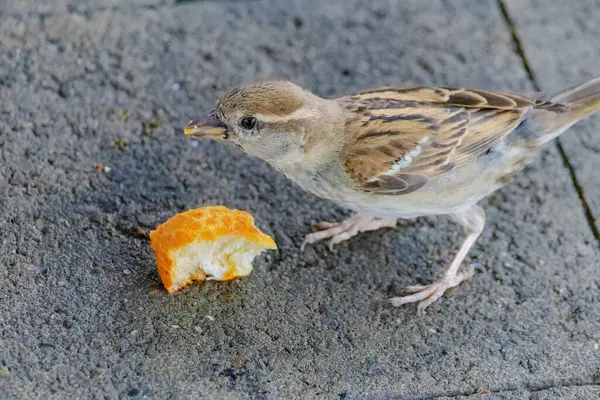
184;76;600;313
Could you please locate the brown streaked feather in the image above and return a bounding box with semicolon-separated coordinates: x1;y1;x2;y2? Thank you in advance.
363;173;429;195
339;85;566;195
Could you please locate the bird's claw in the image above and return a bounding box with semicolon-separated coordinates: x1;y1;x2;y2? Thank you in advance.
389;265;475;314
301;215;397;251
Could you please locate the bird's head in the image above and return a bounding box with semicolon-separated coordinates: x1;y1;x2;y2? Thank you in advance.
184;81;342;169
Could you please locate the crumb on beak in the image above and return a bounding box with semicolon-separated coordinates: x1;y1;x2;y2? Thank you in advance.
184;109;228;139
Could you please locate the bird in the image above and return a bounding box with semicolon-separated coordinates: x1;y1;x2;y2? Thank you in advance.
183;76;600;313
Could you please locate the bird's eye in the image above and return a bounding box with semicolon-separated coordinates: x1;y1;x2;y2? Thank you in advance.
240;117;257;130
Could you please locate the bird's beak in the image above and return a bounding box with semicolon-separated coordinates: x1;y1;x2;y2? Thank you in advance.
184;109;228;140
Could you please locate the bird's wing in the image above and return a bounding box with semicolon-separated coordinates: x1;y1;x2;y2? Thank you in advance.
339;85;560;195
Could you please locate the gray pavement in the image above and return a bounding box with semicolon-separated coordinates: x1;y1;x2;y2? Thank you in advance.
0;0;599;399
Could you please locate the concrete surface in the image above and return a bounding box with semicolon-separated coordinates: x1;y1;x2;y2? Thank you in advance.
0;0;599;399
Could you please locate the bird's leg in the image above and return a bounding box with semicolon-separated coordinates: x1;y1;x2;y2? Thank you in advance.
301;214;398;251
389;204;485;314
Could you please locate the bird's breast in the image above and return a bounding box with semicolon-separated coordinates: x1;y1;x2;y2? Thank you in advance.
282;167;343;201
274;141;539;218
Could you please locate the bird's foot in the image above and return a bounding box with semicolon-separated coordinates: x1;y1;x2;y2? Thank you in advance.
389;265;474;314
301;215;397;251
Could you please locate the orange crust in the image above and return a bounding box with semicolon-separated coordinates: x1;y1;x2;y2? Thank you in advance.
149;206;276;293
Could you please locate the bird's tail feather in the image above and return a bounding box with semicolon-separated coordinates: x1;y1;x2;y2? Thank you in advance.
531;75;600;145
551;75;600;124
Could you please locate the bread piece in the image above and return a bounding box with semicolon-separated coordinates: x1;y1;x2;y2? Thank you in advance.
149;206;276;293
